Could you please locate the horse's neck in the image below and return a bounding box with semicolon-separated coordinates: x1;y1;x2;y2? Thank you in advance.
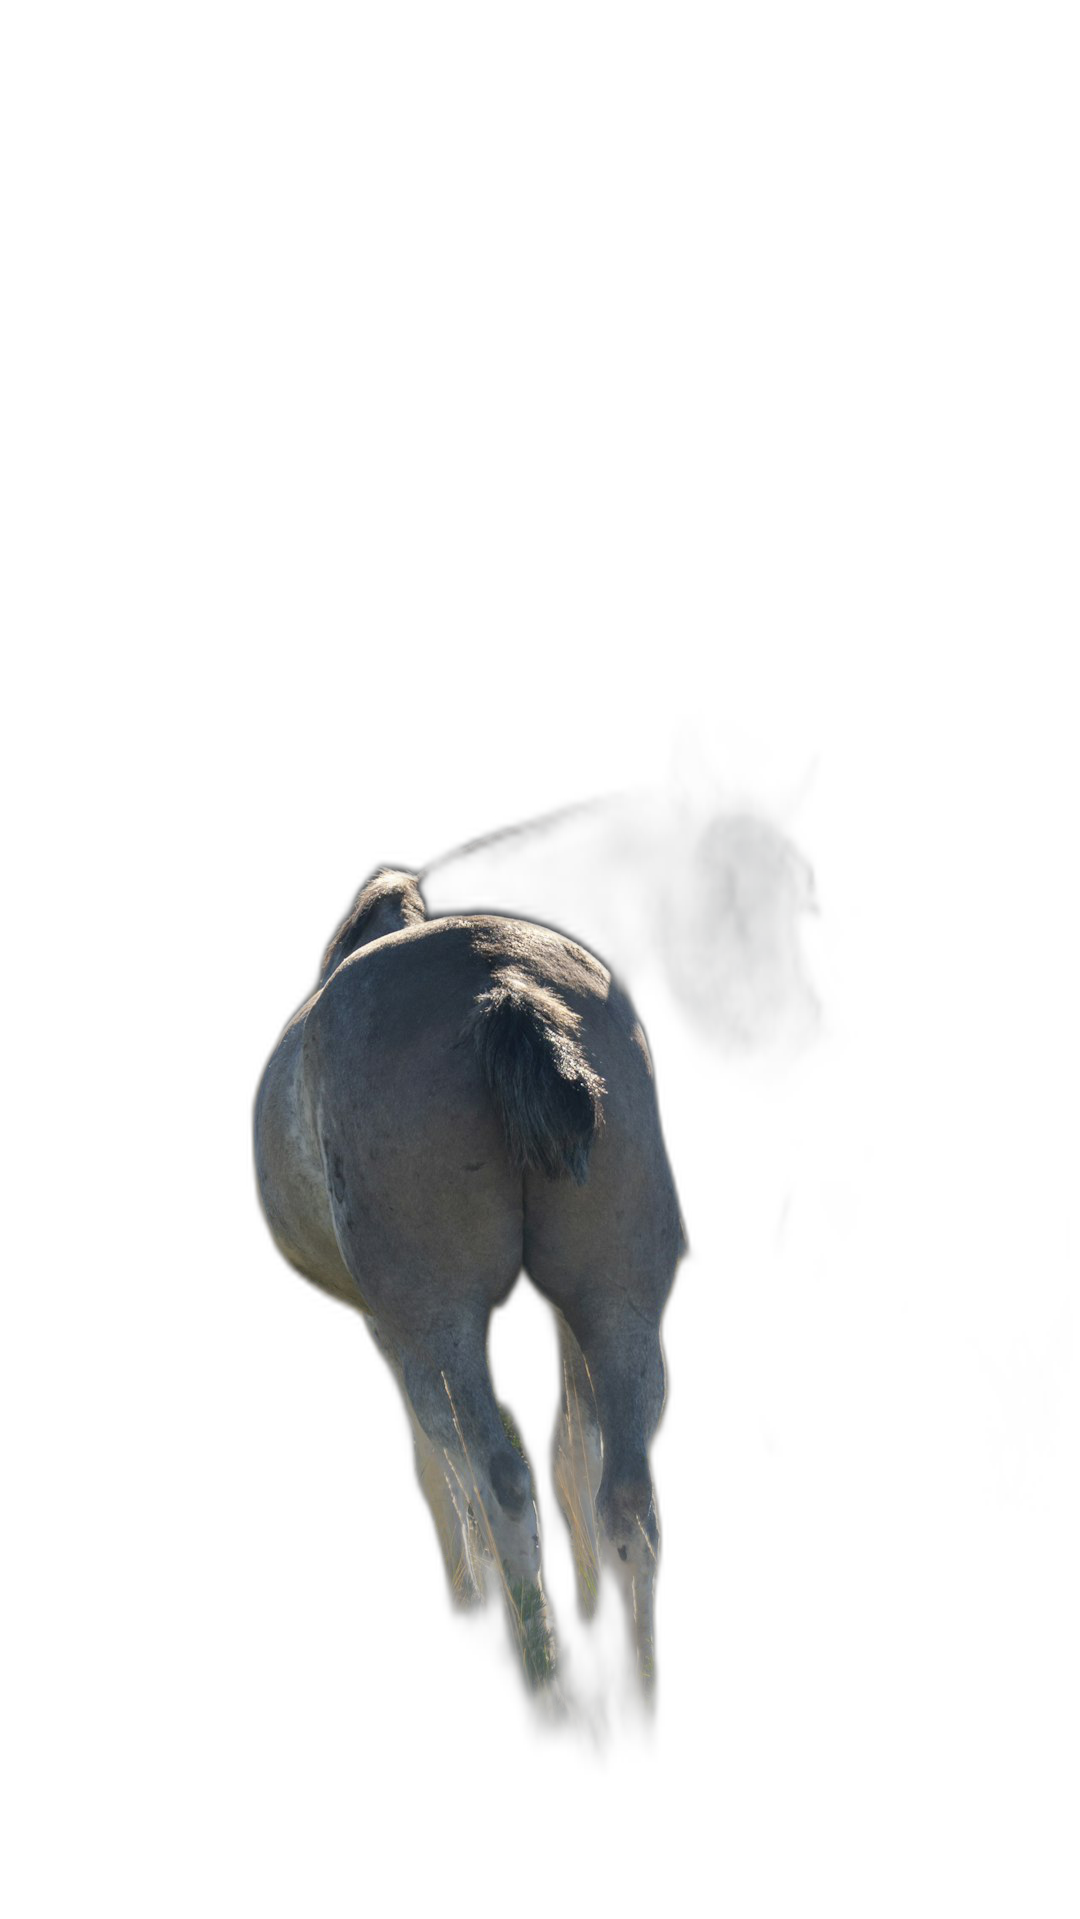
420;786;679;967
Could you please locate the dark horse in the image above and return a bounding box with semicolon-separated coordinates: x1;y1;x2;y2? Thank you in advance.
251;756;828;1750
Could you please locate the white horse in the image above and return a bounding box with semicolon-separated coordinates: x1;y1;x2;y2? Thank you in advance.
255;867;684;1693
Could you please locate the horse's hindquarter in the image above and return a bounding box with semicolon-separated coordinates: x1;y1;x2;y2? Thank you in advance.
304;921;528;1328
521;979;684;1324
254;999;363;1306
260;912;682;1333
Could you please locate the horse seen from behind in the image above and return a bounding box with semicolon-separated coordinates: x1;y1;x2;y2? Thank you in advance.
254;866;685;1697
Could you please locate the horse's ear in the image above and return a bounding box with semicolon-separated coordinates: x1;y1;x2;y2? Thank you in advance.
319;869;426;982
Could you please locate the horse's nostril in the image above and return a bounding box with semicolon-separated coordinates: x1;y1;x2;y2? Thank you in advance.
618;1545;628;1561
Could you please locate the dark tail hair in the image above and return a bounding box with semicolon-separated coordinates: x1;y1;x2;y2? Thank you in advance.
465;969;605;1184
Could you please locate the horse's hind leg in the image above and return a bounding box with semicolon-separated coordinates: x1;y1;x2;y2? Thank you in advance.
591;1313;665;1693
410;1418;486;1607
559;1299;667;1695
365;1322;486;1606
388;1312;557;1688
552;1314;603;1617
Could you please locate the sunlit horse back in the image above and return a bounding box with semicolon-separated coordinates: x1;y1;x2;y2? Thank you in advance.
254;868;684;1692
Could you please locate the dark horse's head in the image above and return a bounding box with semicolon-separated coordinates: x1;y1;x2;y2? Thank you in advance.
659;752;821;1082
318;868;426;985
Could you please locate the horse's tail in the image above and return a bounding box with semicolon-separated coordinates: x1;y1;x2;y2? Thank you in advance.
464;968;605;1185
